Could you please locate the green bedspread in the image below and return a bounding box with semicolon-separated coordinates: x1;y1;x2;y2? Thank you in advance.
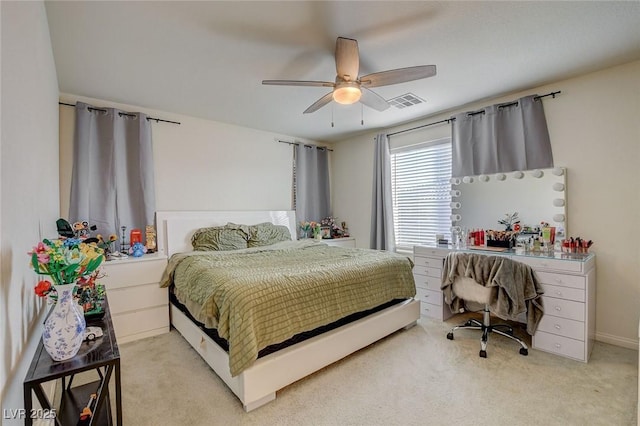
160;240;416;376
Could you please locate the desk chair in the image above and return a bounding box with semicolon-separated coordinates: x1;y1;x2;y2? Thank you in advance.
446;276;529;358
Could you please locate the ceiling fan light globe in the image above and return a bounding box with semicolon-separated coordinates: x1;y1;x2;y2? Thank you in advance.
333;86;362;105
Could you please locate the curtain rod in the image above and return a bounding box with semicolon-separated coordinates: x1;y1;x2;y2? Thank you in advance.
388;90;561;137
277;139;333;152
59;102;181;125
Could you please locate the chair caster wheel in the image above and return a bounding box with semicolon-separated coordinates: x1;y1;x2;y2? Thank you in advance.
519;348;528;356
446;332;454;340
479;350;487;358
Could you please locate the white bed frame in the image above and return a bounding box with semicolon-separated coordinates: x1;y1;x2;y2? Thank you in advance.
156;210;420;412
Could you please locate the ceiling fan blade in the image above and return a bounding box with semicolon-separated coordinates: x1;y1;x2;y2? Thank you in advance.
360;65;436;88
360;88;390;112
335;37;359;81
262;80;334;88
304;92;334;114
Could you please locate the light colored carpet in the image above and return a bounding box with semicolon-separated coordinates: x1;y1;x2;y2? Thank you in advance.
115;315;637;426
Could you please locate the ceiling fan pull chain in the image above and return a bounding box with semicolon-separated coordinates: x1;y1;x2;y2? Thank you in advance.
361;103;364;126
331;104;335;128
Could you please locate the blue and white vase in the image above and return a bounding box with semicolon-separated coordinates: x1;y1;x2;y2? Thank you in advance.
42;283;86;361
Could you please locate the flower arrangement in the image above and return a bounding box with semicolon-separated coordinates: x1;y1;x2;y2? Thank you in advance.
299;221;312;235
29;238;105;287
299;221;321;238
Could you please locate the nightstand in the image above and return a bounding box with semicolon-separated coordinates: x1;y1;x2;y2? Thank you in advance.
100;253;169;343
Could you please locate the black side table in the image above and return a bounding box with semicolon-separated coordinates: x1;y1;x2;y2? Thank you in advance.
23;295;122;426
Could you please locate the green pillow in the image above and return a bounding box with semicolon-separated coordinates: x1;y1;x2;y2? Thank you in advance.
191;225;248;251
247;222;292;248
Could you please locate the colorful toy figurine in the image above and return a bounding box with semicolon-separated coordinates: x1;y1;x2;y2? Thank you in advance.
129;242;147;258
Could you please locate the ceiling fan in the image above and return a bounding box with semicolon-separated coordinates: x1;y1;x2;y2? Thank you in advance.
262;37;437;114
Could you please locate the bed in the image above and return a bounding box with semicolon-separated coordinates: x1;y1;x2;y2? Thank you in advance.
156;210;420;411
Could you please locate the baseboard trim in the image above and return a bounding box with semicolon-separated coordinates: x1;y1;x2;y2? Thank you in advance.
595;331;638;350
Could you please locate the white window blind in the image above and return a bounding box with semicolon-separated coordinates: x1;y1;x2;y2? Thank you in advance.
390;138;452;252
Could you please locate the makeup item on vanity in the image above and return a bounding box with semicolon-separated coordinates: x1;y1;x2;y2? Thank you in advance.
485;230;516;248
467;229;485;247
541;227;556;245
533;237;541;252
561;236;593;253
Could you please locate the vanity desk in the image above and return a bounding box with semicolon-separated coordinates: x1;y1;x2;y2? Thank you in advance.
413;245;596;362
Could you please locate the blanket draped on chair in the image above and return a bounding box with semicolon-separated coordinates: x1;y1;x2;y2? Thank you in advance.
441;252;544;335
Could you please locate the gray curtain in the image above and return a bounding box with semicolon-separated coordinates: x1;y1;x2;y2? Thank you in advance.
294;144;330;226
69;102;156;251
370;133;395;251
451;95;553;177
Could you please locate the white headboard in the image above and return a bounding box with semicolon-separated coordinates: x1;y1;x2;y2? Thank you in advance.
155;210;297;257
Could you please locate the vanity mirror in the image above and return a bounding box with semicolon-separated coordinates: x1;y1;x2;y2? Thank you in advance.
451;167;567;234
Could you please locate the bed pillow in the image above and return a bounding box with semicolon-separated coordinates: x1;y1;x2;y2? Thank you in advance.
247;222;292;247
191;225;249;251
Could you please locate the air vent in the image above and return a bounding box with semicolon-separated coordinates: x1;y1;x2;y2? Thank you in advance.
388;93;425;109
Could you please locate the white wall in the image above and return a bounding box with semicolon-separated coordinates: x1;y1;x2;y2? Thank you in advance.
333;60;640;348
1;0;60;417
58;95;325;221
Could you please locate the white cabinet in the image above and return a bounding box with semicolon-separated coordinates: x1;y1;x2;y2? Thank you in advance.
413;246;453;321
412;245;596;362
518;255;596;362
323;237;356;248
100;253;169;344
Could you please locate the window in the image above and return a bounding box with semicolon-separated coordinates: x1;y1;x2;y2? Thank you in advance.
390;138;452;252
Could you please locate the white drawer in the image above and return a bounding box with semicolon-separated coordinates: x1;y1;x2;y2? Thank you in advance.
414;247;448;257
420;302;442;319
542;296;585;322
416;288;442;306
106;283;168;314
533;331;585;361
536;315;585;341
536;271;585;290
112;305;169;341
541;283;585;303
412;265;442;279
517;256;583;273
413;256;443;269
101;257;167;289
413;274;442;291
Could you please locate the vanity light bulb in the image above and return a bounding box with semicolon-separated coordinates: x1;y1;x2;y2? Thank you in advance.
450;202;461;209
513;171;524;179
462;176;474;184
553;198;565;207
496;173;506;181
552;167;565;176
531;169;544;178
450;214;462;222
450;190;461;197
479;175;490;182
552;183;565;192
553;214;565;222
450;177;461;185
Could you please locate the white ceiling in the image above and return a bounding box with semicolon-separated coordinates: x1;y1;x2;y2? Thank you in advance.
45;1;640;143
